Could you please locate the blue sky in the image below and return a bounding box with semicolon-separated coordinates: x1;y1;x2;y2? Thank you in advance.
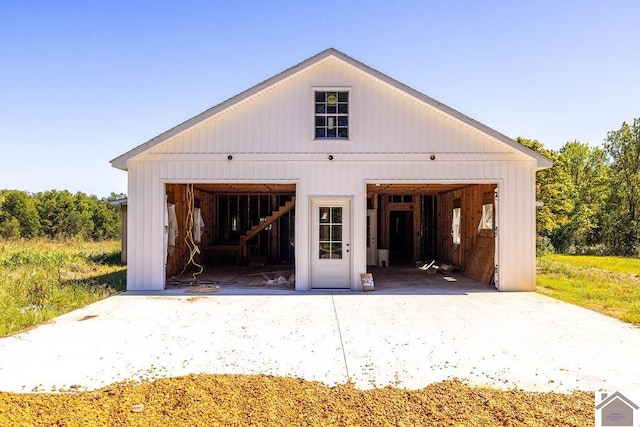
1;1;638;197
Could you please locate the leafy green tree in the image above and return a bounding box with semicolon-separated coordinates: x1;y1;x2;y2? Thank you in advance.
603;118;640;256
552;141;610;253
0;216;21;239
35;190;92;238
517;138;570;253
0;190;42;238
89;194;122;240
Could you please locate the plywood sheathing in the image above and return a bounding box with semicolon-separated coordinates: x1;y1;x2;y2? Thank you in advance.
463;229;496;284
436;184;497;271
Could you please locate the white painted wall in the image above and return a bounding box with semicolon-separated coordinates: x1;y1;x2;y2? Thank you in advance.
125;57;539;292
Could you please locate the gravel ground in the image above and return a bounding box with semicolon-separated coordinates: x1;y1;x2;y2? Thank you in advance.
0;374;593;426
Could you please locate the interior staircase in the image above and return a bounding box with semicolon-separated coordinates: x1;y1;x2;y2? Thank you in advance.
239;197;296;255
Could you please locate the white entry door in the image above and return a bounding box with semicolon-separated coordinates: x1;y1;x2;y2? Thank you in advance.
311;199;351;289
366;209;377;266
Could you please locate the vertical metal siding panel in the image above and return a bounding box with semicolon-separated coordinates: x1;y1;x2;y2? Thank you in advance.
284;79;293;152
295;161;310;290
283;81;293;154
500;165;510;291
512;163;527;290
141;162;153;287
241;102;249;153
245;101;254;153
149;163;164;289
208;118;216;154
230;109;240;154
502;161;534;291
126;166;138;290
168;162;177;181
134;164;146;291
361;82;372;151
407;98;415;152
518;162;535;291
517;163;528;289
223;112;232;154
423;113;432;154
136;163;149;290
128;163;143;290
188;128;197;154
435;115;445;154
189;128;197;154
499;162;512;291
509;162;521;291
191;161;199;180
199;125;208;154
175;134;184;154
396;97;404;152
251;95;261;153
214;115;223;153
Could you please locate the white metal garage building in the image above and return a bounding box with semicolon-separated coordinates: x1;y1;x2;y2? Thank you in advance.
111;48;551;292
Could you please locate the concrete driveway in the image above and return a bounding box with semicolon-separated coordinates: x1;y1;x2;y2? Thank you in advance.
1;283;639;393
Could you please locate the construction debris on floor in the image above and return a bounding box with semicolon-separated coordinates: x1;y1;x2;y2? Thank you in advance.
167;266;296;290
417;261;460;283
416;260;457;273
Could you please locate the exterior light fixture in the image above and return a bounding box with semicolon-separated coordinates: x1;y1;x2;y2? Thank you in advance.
328;155;334;161
227;155;233;161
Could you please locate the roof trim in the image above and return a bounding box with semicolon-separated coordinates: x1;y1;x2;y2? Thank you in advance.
111;48;552;170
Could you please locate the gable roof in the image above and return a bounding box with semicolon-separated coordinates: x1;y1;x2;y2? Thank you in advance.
111;48;552;171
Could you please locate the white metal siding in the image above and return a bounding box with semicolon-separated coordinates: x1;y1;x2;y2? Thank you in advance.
146;58;516;158
126;157;538;291
124;57;539;292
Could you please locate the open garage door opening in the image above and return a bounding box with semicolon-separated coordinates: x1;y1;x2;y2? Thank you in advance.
164;183;296;288
366;183;498;287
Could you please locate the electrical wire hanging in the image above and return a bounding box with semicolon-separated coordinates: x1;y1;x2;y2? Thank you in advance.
178;184;204;282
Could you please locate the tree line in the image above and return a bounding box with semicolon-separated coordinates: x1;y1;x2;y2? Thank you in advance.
0;190;124;240
526;117;640;256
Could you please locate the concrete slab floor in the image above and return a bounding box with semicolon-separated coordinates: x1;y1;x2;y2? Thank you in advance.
0;282;639;393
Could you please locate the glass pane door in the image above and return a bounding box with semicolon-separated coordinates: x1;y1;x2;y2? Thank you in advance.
319;206;342;259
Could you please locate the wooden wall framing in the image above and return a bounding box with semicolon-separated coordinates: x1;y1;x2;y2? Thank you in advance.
165;184;216;278
370;183;497;272
164;183;295;278
436;183;497;270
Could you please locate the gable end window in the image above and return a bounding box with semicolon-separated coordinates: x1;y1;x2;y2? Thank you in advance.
315;91;348;139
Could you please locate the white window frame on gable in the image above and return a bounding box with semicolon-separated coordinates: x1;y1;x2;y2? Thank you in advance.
314;89;350;140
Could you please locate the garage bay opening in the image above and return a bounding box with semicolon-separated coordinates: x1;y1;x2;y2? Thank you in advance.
164;183;296;289
367;183;498;289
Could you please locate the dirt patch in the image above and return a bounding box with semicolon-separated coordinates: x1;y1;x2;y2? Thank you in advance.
0;374;592;426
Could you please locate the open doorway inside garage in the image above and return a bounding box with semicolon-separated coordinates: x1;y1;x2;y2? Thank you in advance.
164;183;296;288
367;183;497;286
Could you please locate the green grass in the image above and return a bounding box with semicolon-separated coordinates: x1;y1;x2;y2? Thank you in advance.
0;239;126;337
537;254;640;325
